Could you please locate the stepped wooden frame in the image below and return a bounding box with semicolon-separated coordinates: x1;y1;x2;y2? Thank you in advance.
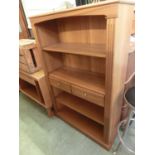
19;39;42;73
30;0;135;150
19;70;53;117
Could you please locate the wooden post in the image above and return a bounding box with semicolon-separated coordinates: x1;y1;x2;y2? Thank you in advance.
104;4;134;145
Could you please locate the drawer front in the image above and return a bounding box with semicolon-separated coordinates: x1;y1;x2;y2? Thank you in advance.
72;85;104;107
50;78;71;93
20;55;27;64
19;63;30;73
19;72;35;85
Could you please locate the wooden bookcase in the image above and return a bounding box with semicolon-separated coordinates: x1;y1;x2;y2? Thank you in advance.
30;0;135;149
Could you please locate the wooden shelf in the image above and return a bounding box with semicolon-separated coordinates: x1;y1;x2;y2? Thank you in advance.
49;67;105;94
56;92;104;125
20;70;45;80
43;43;106;58
20;83;46;108
57;106;105;146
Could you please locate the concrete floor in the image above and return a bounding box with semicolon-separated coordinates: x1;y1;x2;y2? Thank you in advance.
19;93;135;155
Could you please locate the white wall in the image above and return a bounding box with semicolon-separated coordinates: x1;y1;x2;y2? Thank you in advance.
21;0;76;28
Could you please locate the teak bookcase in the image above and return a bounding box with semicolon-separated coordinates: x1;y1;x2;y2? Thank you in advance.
30;0;135;149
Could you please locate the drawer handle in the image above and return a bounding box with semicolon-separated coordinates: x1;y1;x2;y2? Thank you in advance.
83;92;87;96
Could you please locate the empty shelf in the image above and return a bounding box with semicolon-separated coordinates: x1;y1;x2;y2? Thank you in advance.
43;43;106;58
56;92;104;125
57;107;105;146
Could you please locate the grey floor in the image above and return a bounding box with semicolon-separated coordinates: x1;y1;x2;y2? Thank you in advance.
19;93;135;155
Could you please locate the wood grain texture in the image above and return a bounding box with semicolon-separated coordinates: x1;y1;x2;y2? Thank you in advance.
19;70;53;115
37;76;53;108
57;16;106;44
63;54;105;74
104;17;115;144
19;79;46;108
20;70;44;80
56;106;111;149
72;85;104;107
50;77;72;93
19;56;27;64
19;71;35;85
19;39;41;73
43;43;106;58
30;1;134;24
19;63;30;73
104;4;134;145
19;39;36;49
19;0;30;39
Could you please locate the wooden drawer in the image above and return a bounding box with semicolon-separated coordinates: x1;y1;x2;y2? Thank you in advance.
19;63;30;73
20;55;27;64
19;72;35;85
19;49;25;56
72;85;104;107
19;39;41;73
49;78;71;93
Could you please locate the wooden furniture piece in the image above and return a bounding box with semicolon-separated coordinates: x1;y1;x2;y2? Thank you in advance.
19;39;41;73
19;70;53;117
19;0;30;39
30;0;135;149
19;39;53;117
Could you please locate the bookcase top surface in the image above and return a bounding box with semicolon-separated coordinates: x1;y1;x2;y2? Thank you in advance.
30;0;134;24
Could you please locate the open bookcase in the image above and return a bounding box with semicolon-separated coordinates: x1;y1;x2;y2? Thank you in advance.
30;0;135;150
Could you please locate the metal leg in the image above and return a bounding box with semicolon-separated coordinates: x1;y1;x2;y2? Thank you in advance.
123;109;134;138
113;109;135;154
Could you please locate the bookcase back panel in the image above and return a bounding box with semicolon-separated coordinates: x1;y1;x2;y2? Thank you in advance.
36;16;106;48
43;52;63;73
36;21;59;48
63;54;105;74
57;16;106;44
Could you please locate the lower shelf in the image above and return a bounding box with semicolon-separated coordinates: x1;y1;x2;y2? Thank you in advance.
56;92;104;125
19;79;46;108
56;106;107;147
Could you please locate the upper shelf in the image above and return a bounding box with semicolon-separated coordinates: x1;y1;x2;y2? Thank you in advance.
43;43;106;58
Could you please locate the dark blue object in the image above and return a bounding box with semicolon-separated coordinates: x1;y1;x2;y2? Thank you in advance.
125;87;135;107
